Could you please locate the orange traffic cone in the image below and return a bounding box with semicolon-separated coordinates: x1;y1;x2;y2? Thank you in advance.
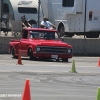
17;55;23;65
22;80;31;100
97;59;100;67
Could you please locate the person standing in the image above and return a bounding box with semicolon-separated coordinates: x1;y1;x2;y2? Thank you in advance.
21;15;32;28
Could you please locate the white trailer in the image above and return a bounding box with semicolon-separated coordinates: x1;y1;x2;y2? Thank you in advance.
44;0;100;38
0;0;45;35
1;0;100;38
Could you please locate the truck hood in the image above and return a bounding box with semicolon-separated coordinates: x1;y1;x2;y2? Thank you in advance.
30;39;72;48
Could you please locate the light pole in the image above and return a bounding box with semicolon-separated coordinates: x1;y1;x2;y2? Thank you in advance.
38;0;41;28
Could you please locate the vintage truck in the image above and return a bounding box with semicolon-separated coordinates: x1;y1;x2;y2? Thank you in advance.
8;28;72;62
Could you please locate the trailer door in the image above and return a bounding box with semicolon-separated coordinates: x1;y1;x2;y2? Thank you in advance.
85;0;100;32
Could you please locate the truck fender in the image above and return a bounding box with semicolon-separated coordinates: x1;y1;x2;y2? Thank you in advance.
10;43;20;54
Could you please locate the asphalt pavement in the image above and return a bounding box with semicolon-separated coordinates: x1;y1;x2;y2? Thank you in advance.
0;54;100;100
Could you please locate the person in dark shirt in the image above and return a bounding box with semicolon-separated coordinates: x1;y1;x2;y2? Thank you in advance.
21;15;32;28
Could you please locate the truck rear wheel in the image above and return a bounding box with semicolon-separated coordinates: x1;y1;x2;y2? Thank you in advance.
11;47;18;58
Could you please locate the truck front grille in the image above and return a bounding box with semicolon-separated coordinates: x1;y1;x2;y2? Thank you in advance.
36;46;72;54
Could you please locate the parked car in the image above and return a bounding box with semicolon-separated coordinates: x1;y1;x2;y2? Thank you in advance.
8;28;72;62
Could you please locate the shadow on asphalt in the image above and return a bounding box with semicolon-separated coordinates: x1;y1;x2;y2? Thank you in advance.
20;57;71;63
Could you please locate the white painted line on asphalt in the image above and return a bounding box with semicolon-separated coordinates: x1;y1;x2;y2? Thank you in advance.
31;95;95;97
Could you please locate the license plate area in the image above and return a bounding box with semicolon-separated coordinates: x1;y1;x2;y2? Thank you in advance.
51;55;58;59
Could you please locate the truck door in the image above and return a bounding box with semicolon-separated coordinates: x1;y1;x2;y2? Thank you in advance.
19;30;29;56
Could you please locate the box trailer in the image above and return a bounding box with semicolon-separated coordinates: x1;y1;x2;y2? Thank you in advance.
1;0;100;38
46;0;100;38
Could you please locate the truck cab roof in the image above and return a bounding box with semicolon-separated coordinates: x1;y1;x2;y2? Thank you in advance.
22;28;60;40
23;28;58;32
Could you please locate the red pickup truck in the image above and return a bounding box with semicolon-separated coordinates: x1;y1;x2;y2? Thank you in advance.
8;28;72;62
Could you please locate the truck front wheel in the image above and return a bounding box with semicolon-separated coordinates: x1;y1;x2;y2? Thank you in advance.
29;49;36;60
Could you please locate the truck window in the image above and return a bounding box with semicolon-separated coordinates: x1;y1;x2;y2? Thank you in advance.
29;31;59;40
30;31;59;40
62;0;74;7
18;7;37;14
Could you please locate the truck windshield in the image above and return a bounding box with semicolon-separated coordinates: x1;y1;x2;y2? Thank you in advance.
30;31;60;40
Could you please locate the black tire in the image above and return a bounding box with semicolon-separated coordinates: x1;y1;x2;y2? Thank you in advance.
14;32;18;37
4;32;8;36
56;58;59;62
58;25;65;37
11;47;18;58
62;58;68;62
29;49;36;60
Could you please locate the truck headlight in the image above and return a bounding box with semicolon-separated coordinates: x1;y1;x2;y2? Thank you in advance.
36;47;41;52
68;49;71;53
